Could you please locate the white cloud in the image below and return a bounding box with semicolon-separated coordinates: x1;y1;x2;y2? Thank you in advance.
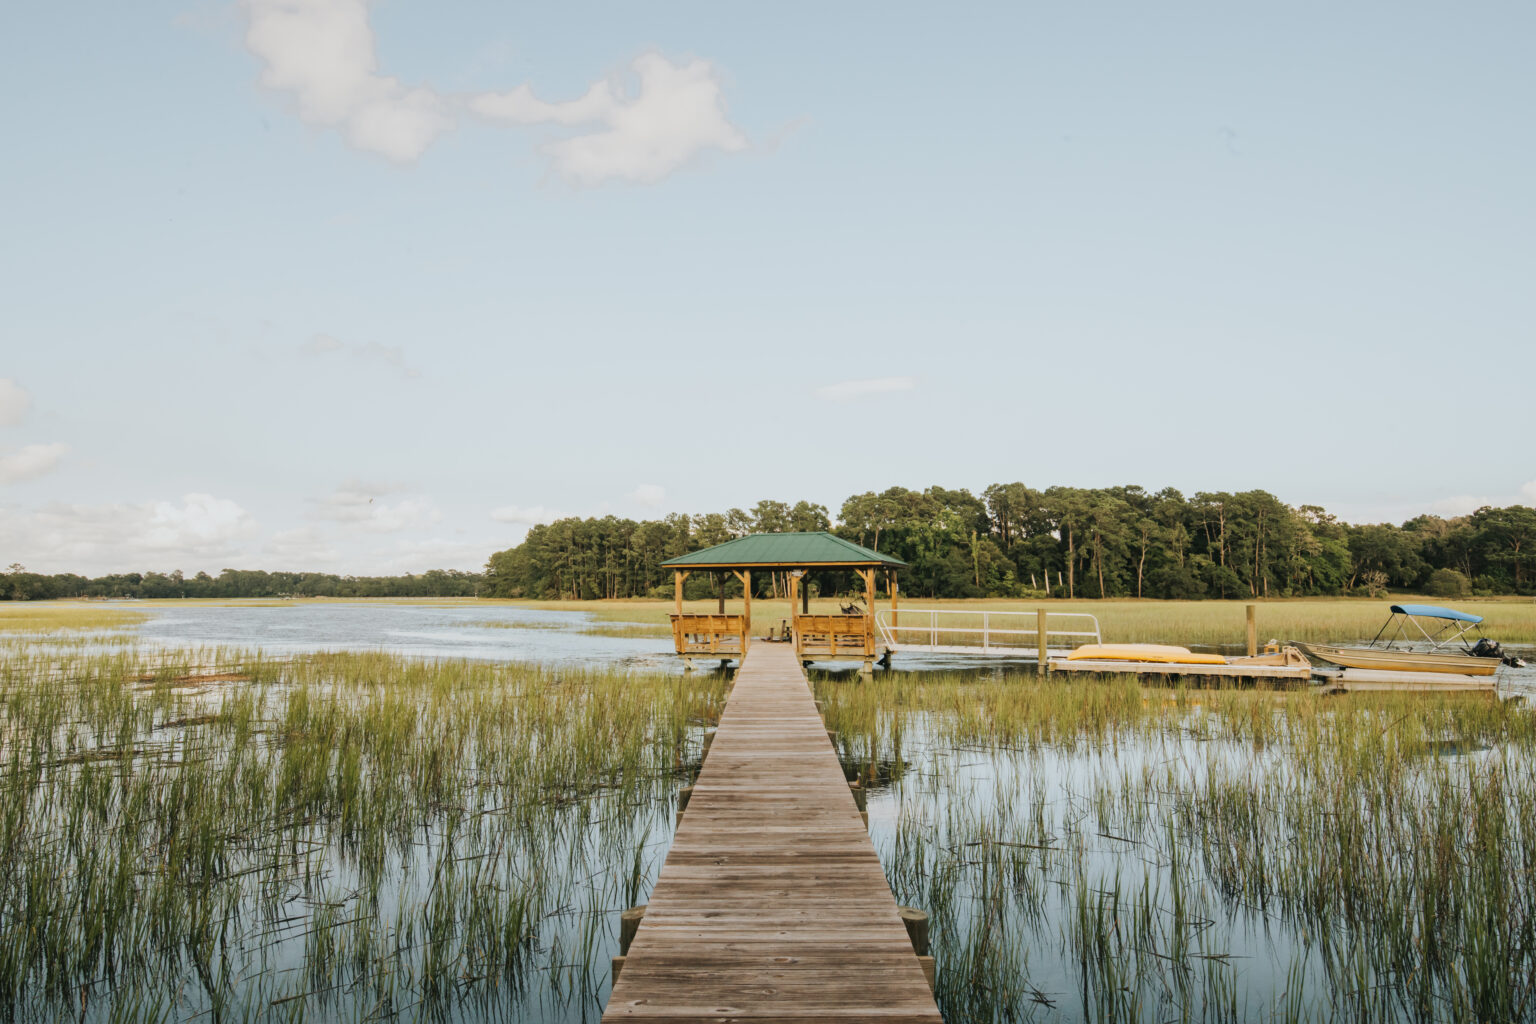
241;0;454;162
304;333;346;353
630;483;666;509
262;525;342;566
1431;480;1536;517
491;504;557;525
240;0;746;183
371;537;499;575
314;479;442;532
471;53;747;185
2;494;259;574
0;442;68;484
0;379;30;426
146;494;254;549
302;334;421;378
813;376;916;401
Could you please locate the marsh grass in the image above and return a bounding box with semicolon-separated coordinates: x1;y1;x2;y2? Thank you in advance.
0;640;724;1022
0;603;148;633
816;669;1536;1023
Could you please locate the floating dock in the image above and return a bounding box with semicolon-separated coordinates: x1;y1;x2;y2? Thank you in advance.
1050;659;1502;693
603;642;942;1023
1317;668;1498;693
1048;657;1315;684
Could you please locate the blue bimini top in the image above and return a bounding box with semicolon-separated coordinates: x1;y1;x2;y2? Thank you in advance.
1390;604;1483;624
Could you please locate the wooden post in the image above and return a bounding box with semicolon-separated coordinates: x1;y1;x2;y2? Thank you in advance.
1037;607;1048;676
741;570;751;637
801;572;810;615
673;570;688;616
889;571;899;630
620;905;646;955
1246;603;1257;657
897;906;930;956
717;572;725;614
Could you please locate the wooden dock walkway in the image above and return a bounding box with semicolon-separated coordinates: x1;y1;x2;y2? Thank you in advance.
603;642;943;1024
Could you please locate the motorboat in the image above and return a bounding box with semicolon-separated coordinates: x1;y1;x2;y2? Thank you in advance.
1292;604;1525;676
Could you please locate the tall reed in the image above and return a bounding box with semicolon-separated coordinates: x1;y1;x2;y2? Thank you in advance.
0;640;723;1022
818;669;1536;1023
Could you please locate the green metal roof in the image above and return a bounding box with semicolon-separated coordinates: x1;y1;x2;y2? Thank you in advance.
661;532;906;568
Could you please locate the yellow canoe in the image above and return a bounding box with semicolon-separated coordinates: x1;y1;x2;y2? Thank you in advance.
1067;644;1227;665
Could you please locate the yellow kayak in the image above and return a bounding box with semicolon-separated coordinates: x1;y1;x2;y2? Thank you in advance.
1067;644;1227;665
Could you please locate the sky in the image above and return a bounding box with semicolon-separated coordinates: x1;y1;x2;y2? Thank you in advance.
2;1;1533;576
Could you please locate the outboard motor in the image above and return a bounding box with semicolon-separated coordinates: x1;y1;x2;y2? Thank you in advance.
1471;637;1527;668
1471;637;1503;659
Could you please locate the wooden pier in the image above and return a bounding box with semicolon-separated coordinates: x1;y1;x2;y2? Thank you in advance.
602;642;942;1024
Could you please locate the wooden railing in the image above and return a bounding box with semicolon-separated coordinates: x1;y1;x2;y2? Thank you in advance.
793;614;875;658
671;614;749;655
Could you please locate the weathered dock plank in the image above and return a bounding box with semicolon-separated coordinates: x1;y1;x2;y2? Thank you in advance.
603;642;942;1023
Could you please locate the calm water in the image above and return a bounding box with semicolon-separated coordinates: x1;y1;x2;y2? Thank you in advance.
130;600;678;667
120;600;1536;694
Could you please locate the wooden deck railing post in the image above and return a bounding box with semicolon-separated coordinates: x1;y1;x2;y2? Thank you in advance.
1037;608;1048;676
1246;603;1257;657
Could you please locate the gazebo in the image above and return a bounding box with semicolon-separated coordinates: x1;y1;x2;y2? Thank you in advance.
660;532;907;673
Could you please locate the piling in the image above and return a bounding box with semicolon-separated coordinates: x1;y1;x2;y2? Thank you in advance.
1036;608;1048;675
898;906;930;956
619;905;645;955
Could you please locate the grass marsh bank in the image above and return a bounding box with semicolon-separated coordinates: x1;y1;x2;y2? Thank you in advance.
0;603;149;634
0;642;724;1022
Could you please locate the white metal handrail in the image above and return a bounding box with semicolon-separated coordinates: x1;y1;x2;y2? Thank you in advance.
873;608;1101;655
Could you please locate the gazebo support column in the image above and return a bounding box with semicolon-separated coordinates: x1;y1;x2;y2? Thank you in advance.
674;570;689;616
733;571;751;639
858;568;877;677
673;570;692;670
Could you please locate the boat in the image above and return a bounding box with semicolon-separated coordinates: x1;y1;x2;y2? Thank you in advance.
1292;604;1523;676
1067;644;1227;665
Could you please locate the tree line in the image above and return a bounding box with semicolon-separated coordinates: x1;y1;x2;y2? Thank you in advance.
8;485;1533;604
1;566;483;601
484;486;1536;602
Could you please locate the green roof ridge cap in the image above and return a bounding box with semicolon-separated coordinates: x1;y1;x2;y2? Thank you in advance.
660;531;906;568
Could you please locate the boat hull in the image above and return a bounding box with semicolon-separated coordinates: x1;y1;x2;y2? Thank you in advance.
1292;642;1498;676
